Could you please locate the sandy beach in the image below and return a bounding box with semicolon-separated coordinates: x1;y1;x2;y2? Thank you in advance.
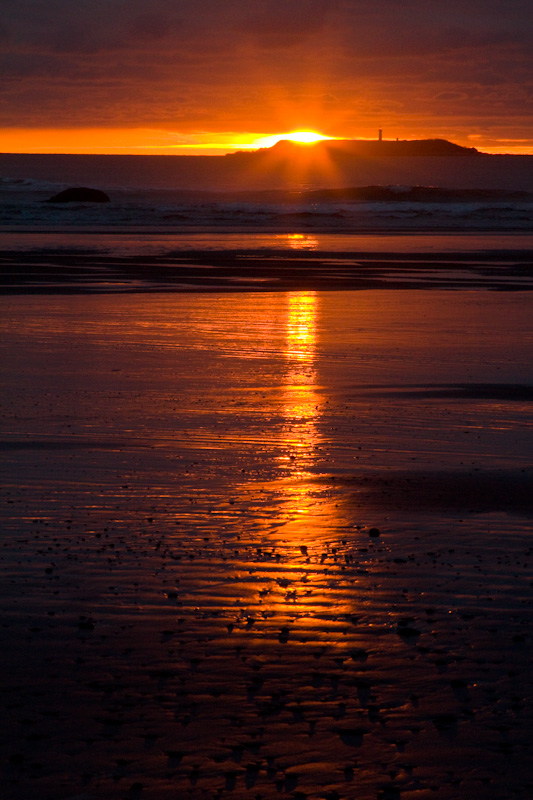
1;270;532;799
3;0;533;792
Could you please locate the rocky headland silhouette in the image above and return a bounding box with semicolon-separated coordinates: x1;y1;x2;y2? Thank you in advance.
229;137;481;159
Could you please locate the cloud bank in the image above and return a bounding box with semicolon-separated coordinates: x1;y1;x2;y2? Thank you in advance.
1;0;531;149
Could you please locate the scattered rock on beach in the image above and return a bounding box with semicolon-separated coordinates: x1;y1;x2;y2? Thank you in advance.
77;615;95;630
279;626;290;643
45;187;110;203
397;625;421;639
337;726;369;747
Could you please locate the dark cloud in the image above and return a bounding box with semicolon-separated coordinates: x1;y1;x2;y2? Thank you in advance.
239;1;336;48
0;0;531;141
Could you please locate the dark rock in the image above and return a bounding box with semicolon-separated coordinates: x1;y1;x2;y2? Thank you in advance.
397;625;421;639
279;627;290;643
337;726;369;747
166;751;184;766
432;713;458;732
378;787;402;800
46;187;110;203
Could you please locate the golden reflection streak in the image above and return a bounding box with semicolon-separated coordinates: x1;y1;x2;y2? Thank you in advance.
251;291;345;621
287;291;317;363
276;233;319;251
279;291;322;520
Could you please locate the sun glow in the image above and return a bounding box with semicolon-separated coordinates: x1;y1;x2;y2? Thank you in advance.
252;131;335;149
0;127;530;156
0;127;338;155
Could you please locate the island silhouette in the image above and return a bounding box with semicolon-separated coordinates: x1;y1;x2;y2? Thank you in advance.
3;135;533;194
229;137;481;159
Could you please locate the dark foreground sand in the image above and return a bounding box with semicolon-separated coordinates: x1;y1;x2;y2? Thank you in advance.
1;284;532;800
1;245;533;293
2;466;532;800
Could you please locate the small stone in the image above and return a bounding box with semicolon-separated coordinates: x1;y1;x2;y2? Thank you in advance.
397;626;420;639
279;627;290;643
432;713;458;732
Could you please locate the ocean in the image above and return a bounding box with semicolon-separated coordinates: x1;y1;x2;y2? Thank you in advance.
1;152;533;248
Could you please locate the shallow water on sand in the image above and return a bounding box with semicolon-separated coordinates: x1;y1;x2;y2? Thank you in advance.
2;229;533;256
1;290;533;799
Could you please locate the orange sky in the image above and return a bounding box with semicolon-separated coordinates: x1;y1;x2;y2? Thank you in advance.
1;0;532;155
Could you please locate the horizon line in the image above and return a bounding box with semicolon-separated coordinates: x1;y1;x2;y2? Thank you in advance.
1;134;532;157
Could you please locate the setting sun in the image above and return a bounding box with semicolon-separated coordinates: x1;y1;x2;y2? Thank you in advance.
252;131;335;149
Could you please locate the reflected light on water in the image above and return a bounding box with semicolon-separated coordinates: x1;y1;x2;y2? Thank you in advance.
285;290;319;437
287;290;317;361
279;291;322;521
275;233;319;250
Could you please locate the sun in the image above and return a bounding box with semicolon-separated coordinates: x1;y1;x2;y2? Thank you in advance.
282;131;333;144
252;131;335;149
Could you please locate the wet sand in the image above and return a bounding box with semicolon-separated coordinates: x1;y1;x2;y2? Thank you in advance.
1;286;532;799
1;243;533;293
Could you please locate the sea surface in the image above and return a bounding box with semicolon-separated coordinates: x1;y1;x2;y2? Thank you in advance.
2;152;533;238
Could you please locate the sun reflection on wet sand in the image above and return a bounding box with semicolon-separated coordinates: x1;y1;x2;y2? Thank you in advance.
274;291;339;539
282;290;319;467
2;290;533;799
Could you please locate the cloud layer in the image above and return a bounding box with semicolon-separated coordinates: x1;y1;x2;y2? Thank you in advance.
1;0;532;148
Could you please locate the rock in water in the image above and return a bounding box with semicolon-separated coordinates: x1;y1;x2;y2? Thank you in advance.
46;187;110;203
